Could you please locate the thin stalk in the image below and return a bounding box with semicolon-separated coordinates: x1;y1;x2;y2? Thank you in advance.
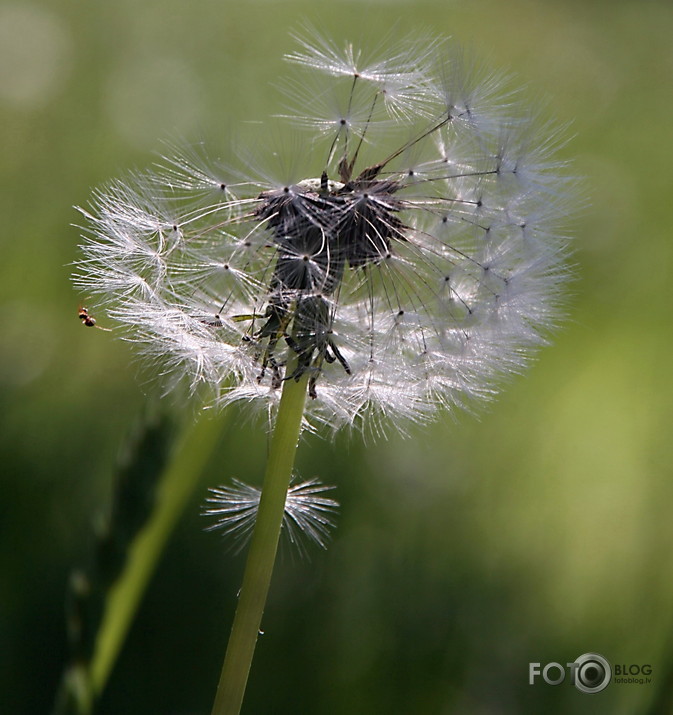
211;372;309;715
90;409;228;697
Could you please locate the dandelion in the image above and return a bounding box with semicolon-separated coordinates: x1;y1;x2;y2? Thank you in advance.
74;31;575;715
75;34;573;434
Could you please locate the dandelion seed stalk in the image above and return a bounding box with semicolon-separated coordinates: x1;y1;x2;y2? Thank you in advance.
212;368;308;715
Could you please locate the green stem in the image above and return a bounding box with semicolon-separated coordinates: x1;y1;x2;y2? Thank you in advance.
90;409;228;697
211;373;309;715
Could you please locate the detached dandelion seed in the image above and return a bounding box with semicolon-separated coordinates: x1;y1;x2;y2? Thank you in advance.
74;31;576;715
204;477;338;555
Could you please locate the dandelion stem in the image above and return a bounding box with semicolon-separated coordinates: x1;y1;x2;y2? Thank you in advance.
212;372;309;715
89;410;228;698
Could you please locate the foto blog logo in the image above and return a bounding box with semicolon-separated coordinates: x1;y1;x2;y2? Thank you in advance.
529;653;612;694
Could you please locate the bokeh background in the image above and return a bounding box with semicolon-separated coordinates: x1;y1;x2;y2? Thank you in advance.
2;0;672;713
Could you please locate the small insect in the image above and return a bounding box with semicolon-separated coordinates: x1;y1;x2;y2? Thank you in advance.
78;306;110;331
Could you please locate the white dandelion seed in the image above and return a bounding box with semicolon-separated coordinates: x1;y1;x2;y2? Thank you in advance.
204;478;339;554
74;32;576;434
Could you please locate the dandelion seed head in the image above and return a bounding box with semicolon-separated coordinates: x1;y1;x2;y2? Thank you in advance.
75;32;576;433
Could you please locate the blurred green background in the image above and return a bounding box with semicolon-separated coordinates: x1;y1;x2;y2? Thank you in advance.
2;0;672;713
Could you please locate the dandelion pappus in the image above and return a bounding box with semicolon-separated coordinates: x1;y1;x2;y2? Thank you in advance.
74;31;576;429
